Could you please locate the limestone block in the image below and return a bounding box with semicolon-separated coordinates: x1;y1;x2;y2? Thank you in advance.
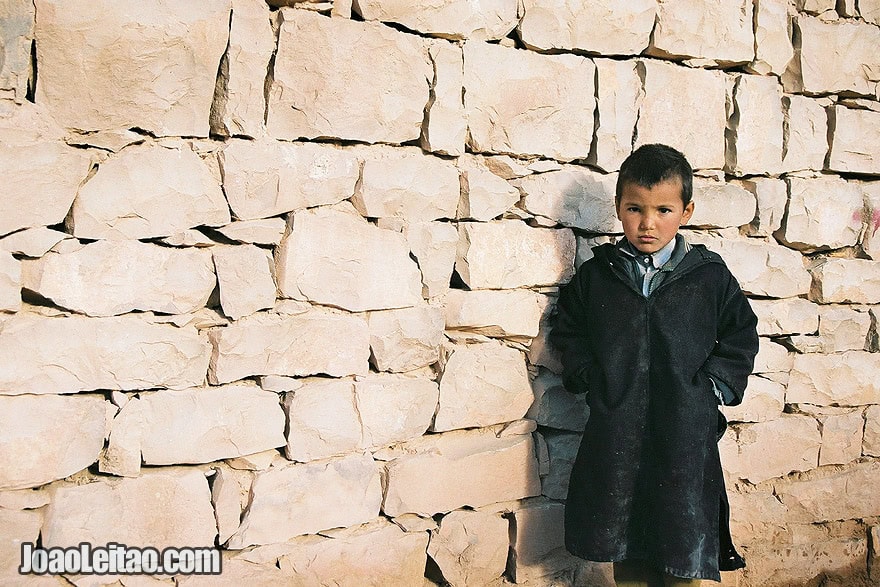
0;0;34;102
509;500;565;571
355;373;439;449
351;146;460;223
787;351;880;406
809;258;880;304
776;176;863;252
210;0;275;138
754;339;793;374
212;466;253;546
529;314;564;375
518;0;655;55
421;41;466;156
783;16;880;96
650;0;753;64
70;143;230;240
813;409;864;466
541;431;580;500
434;341;534;431
457;156;521;221
814;306;872;352
864;182;880;260
406;221;458;298
213;245;276;320
283;378;361;462
367;305;445;372
221;139;359;221
688;178;756;228
781;96;828;173
228;453;382;548
527;370;589;432
739;533;869;586
592;59;642;172
427;509;509;586
214;219;287;246
726;75;784;176
720;416;820;483
443;289;544;340
749;0;795;76
0;227;72;257
721;376;785;424
276;207;422;312
382;431;541;516
828;106;880;175
34;0;231;136
463;42;595;162
862;0;880;24
750;298;819;336
267;10;431;144
0;314;211;395
354;0;518;40
514;167;620;233
635;60;728;170
0;253;19;313
0;394;109;490
179;557;289;586
21;240;216;317
774;460;880;522
0;507;42;581
865;405;880;457
739;178;788;237
797;0;835;12
456;221;575;289
208;308;370;384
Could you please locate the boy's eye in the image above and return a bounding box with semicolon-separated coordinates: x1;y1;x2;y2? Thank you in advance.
659;208;672;214
626;207;640;213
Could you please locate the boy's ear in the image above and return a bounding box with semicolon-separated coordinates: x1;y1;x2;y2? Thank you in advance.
681;201;695;225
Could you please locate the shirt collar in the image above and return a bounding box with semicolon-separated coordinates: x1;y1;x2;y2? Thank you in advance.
618;236;678;269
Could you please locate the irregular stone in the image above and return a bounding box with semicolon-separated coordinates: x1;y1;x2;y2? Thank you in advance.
382;430;541;516
787;351;880;406
863;182;880;260
749;0;795;75
70;143;230;240
739;178;788;237
367;305;444;372
720;416;820;483
354;0;517;40
636;60;727;169
0;253;19;313
213;219;287;246
43;469;216;548
210;0;275;138
774;461;880;522
355;373;439;449
828;105;880;175
0;394;109;490
865;405;880;457
0;507;42;582
221;139;359;221
34;0;231;136
276;207;423;312
421;41;466;156
541;431;580;500
754;339;793;374
481;155;534;180
406;221;458;298
776;176;863;252
809;408;864;466
781;95;828;173
592;59;642;172
161;229;217;248
0;0;34;102
267;10;431;144
179;557;289;587
427;509;509;586
464;42;595;162
527;370;589;432
226;450;279;471
0;227;71;258
809;258;880;304
213;245;276;320
434;341;533;431
796;0;835;12
862;0;880;24
457;156;520;221
783;16;880;96
0;314;211;395
351;146;460;223
721;375;785;423
283;378;361;462
21;240;216;317
443;289;544;340
739;531;868;586
799;306;872;352
211;466;253;546
228;453;382;548
650;0;753;64
514;167;620;232
726;75;784;176
750;297;819;336
456;221;575;289
208;308;370;384
689;178;756;228
518;0;655;55
509;500;565;571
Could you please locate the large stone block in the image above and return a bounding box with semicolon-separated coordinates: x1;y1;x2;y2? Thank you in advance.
0;314;211;395
787;351;880;406
776;176;863;252
443;289;544;340
421;41;466;156
592;59;642;172
221;139;359;221
0;252;19;313
406;221;459;298
22;240;216;317
276;207;423;312
514;167;620;233
781;95;828;173
211;465;252;545
750;297;819;337
791;306;872;353
720;415;820;484
509;500;565;571
749;0;795;76
650;0;754;64
688;178;756;228
518;0;655;55
809;258;880;304
828;106;880;175
865;405;880;457
367;305;444;372
427;509;509;586
635;60;728;170
0;0;34;102
267;10;431;144
208;307;370;384
726;75;784;176
213;245;276;321
812;408;864;466
738;178;787;239
354;0;517;40
754;339;793;374
463;42;595;162
34;0;231;136
721;375;785;424
456;221;575;289
774;461;880;522
283;378;361;462
457;156;520;221
43;469;216;548
228;453;382;548
0;394;110;490
355;373;439;449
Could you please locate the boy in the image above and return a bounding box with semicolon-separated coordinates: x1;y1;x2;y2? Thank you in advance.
550;144;758;586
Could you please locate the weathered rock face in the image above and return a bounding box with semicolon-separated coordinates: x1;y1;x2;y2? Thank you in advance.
726;74;784;175
721;416;821;483
593;59;642;172
406;221;459;298
528;370;589;432
457;156;521;221
0;252;20;313
427;509;509;586
514;167;620;233
354;0;518;40
790;306;872;353
0;0;34;102
367;305;444;372
750;297;819;336
749;0;795;76
0;507;42;583
865;405;880;457
422;41;466;156
739;178;788;237
721;376;785;423
787;352;880;406
776;176;863;252
774;461;880;522
283;378;362;462
214;218;287;246
689;178;757;228
864;182;880;260
828;106;880;175
649;0;754;64
213;245;276;320
809;258;880;304
781;96;828;173
443;289;544;340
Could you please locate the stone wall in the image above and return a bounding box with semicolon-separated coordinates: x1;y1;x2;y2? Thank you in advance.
1;0;879;585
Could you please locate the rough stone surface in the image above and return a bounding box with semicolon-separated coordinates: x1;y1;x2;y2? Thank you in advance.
427;509;509;586
527;370;589;432
865;405;880;457
283;378;361;462
862;0;880;23
0;314;211;395
726;74;784;176
463;42;595;162
276;207;423;312
22;240;216;317
0;394;109;490
791;306;872;353
0;227;72;257
0;0;34;102
213;245;276;320
864;182;880;260
456;221;575;289
787;351;880;406
457;156;520;221
740;178;788;237
776;176;863;252
228;453;382;548
0;507;42;581
406;221;458;298
34;0;231;136
355;373;439;449
721;376;785;423
211;466;252;546
367;305;444;372
813;409;864;466
720;416;821;483
809;258;880;304
70;143;230;240
421;41;466;156
750;297;819;337
749;0;795;76
514;167;620;233
754;339;793;374
828;106;880;175
518;0;655;55
354;0;518;40
443;289;544;340
774;461;880;522
213;218;287;246
688;178;757;228
208;308;370;384
781;95;828;173
650;0;753;63
540;431;580;500
267;10;431;144
593;59;642;172
0;253;19;313
509;500;565;571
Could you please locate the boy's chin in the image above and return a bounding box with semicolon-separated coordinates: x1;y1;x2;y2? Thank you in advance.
628;237;671;254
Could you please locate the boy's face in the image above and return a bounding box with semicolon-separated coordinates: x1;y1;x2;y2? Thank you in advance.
616;179;695;254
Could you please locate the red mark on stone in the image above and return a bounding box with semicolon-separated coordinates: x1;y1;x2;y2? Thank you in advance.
873;209;880;235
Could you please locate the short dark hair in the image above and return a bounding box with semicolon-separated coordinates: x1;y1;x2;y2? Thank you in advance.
615;144;693;207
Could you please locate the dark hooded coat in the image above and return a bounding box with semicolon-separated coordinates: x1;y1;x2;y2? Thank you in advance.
549;240;758;581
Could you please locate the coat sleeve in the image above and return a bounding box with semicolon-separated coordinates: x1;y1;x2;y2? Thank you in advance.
549;268;594;395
